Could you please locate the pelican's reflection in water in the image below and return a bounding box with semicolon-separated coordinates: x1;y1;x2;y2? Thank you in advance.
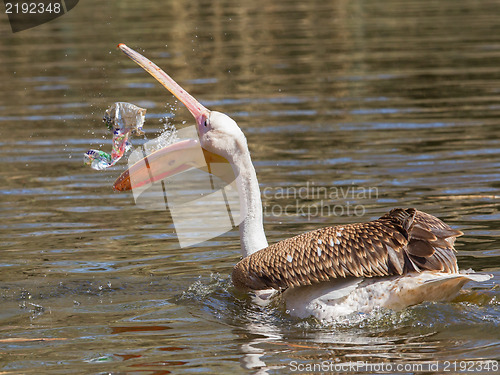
239;322;284;373
234;301;460;373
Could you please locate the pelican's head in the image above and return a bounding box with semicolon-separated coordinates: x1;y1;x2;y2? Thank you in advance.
114;44;245;191
198;110;248;162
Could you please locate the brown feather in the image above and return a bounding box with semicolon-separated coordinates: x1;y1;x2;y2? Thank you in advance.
407;239;435;257
231;208;462;291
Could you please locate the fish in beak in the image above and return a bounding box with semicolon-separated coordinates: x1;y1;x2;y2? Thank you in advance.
113;44;230;191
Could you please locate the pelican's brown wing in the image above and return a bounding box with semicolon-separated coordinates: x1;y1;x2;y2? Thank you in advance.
232;208;461;291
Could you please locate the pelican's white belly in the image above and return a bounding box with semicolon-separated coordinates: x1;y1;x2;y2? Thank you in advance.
281;271;491;321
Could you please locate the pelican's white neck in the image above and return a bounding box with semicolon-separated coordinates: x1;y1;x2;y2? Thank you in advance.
228;145;268;257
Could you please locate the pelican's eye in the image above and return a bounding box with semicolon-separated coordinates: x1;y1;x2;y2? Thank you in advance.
203;118;209;127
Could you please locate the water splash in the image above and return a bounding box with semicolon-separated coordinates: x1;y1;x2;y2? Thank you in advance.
84;102;146;170
177;273;231;302
142;122;179;155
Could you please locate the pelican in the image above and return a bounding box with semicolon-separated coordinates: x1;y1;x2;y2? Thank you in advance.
113;44;491;320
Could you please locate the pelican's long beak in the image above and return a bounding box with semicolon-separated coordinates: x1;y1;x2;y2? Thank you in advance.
118;44;210;125
113;44;229;191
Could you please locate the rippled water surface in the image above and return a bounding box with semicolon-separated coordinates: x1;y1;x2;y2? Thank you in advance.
1;0;499;373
